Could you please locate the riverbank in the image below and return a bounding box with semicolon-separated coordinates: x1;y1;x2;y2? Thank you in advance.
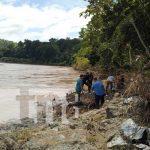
0;57;70;67
0;91;149;150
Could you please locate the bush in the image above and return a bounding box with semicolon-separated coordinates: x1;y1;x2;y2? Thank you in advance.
73;56;90;70
124;73;150;124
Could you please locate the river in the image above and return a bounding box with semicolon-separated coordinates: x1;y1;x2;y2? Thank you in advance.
0;63;79;123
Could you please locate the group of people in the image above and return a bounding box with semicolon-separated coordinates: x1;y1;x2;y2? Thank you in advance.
75;72;125;109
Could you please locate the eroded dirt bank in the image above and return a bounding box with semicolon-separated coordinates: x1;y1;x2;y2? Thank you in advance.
0;92;150;150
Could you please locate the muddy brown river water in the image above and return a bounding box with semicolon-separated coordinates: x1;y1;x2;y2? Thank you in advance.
0;63;79;123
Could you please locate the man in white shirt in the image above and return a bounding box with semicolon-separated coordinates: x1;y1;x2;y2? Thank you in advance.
107;76;114;82
106;75;115;92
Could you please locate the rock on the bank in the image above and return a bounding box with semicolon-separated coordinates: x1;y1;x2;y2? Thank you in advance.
132;128;148;144
0;140;7;150
133;144;150;150
107;135;127;149
0;137;19;150
121;118;138;139
47;142;98;150
22;140;48;150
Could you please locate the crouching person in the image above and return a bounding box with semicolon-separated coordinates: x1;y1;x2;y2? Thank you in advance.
92;77;105;109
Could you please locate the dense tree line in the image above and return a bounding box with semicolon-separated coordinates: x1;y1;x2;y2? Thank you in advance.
74;0;150;70
0;38;81;66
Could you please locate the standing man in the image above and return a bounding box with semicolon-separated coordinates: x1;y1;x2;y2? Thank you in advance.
106;74;115;92
87;72;93;93
82;72;89;87
92;77;105;109
76;74;84;102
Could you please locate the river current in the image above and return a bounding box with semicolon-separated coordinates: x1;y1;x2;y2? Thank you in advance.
0;63;79;123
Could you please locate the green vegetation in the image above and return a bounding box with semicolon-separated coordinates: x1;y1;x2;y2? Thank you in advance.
74;0;150;70
1;0;150;69
0;38;80;66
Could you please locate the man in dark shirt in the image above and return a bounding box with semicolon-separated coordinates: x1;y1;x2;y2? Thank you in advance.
83;72;93;93
82;72;89;86
87;72;93;93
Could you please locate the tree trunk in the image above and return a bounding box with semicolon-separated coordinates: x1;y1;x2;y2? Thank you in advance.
131;19;150;57
128;44;132;65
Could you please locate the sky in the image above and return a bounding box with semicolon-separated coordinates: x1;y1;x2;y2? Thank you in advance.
0;0;89;42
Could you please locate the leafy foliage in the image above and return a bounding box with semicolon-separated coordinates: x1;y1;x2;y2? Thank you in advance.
75;0;150;69
73;56;90;70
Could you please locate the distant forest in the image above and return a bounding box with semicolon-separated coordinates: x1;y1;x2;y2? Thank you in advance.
0;38;81;66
